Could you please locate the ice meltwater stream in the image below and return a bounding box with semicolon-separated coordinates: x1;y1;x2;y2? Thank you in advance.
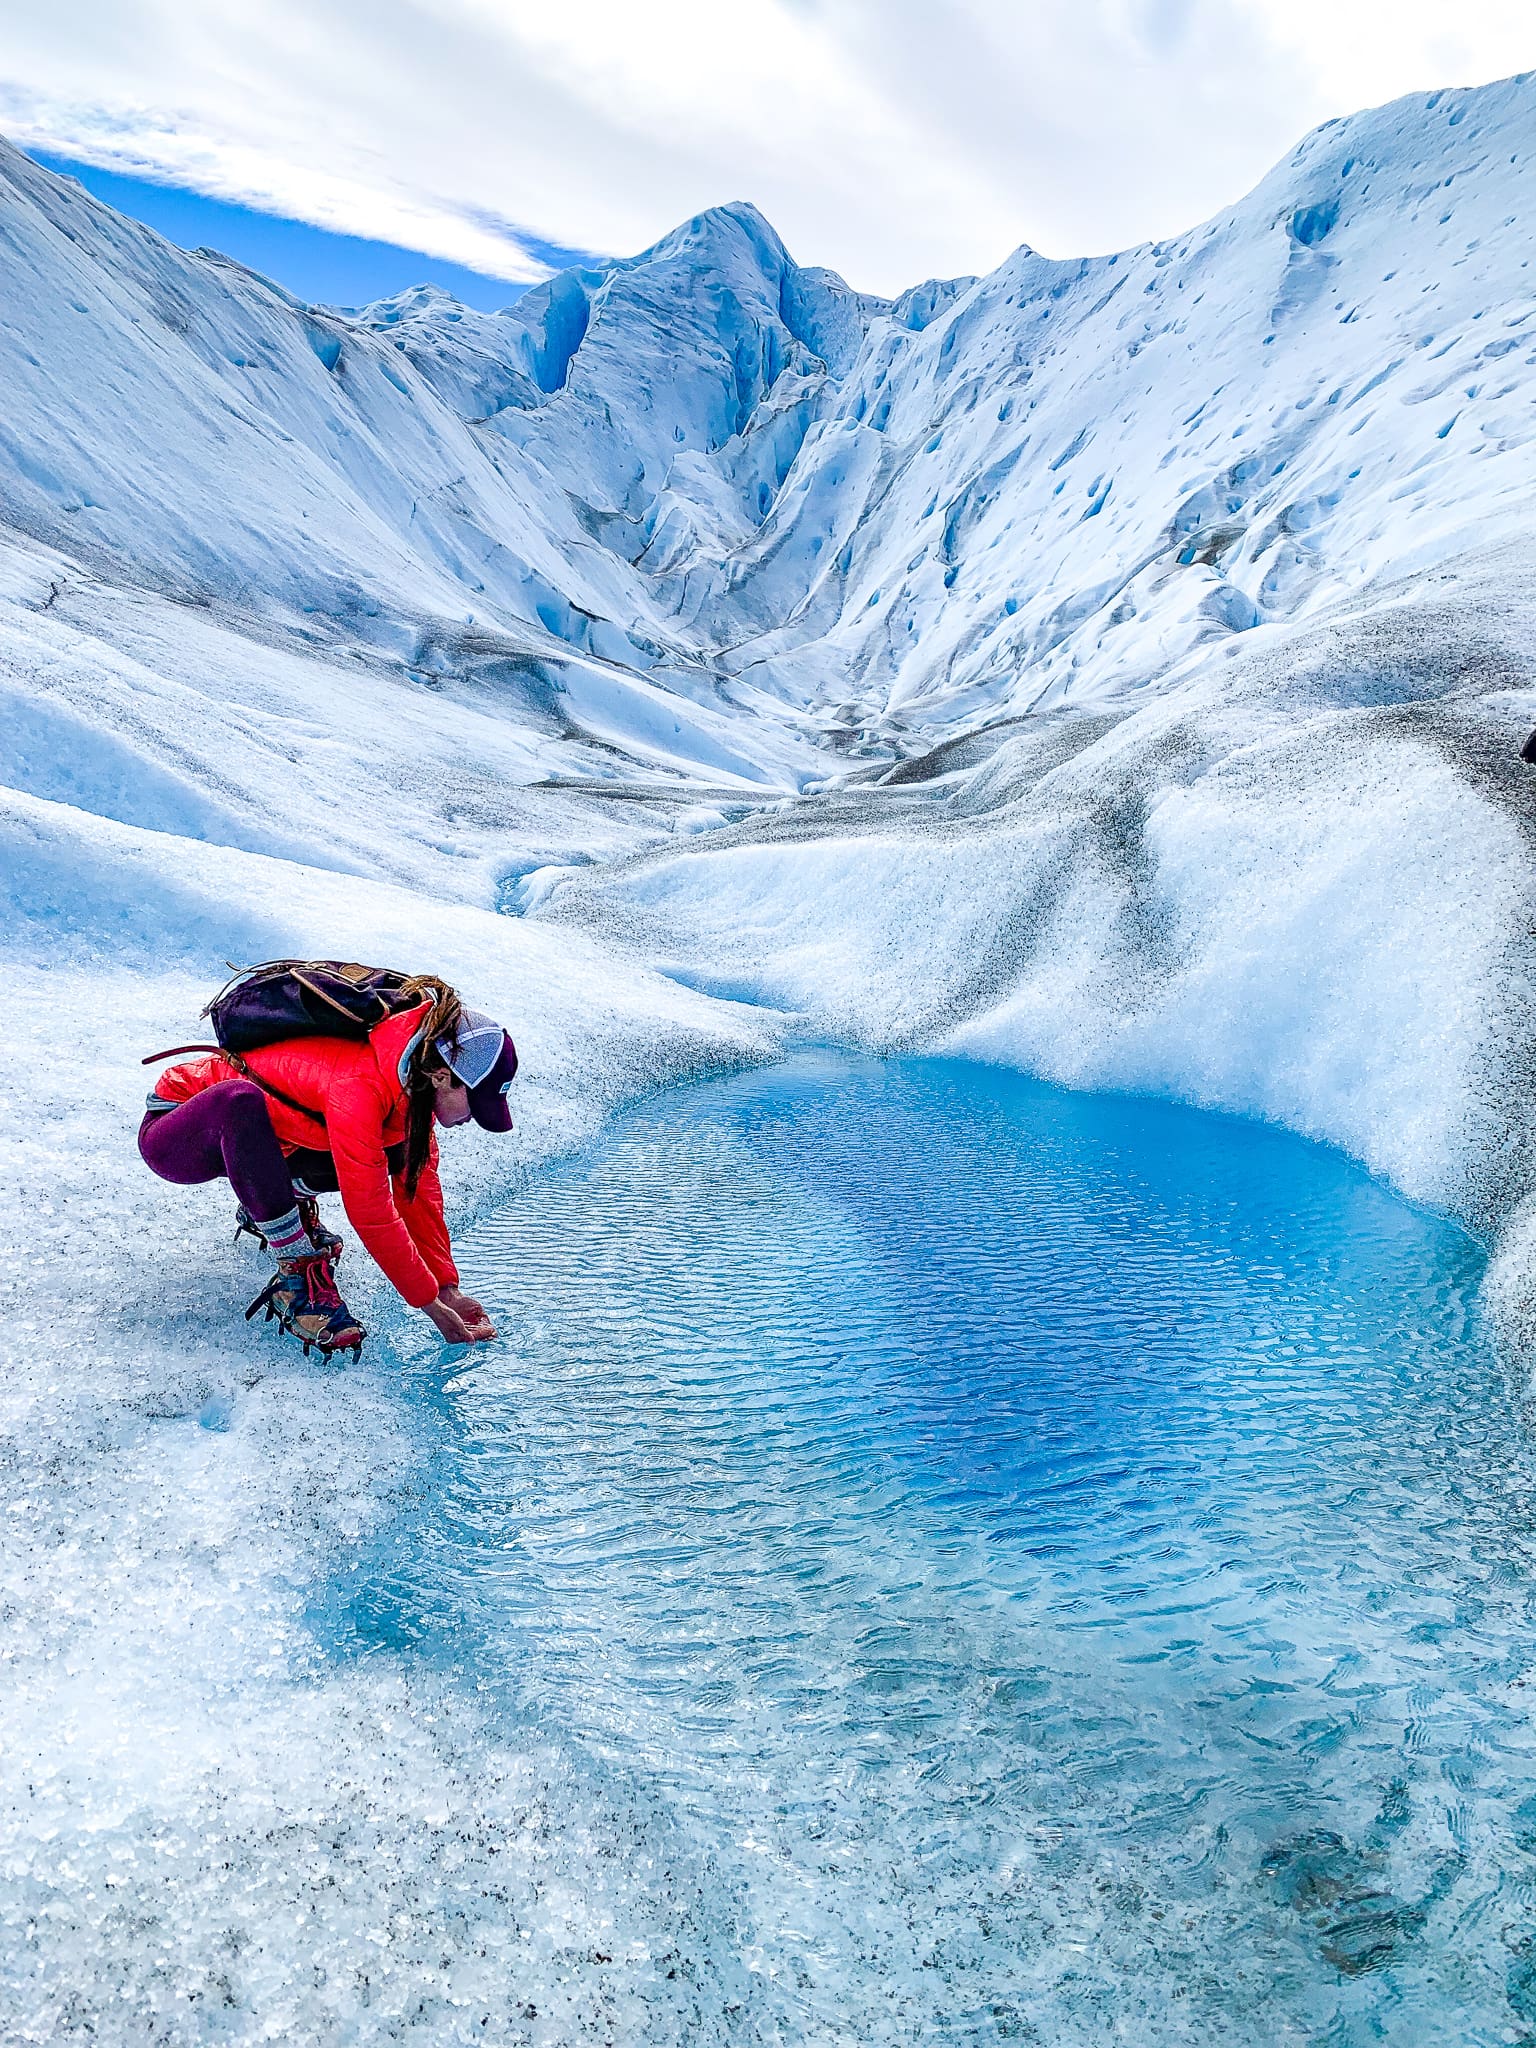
322;1054;1536;2045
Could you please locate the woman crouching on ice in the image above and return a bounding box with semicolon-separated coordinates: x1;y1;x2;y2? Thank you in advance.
140;982;517;1355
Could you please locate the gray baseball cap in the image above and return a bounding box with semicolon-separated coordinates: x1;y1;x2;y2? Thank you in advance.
438;1008;519;1131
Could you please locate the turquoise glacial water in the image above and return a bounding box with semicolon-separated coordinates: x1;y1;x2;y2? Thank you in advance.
327;1054;1536;2045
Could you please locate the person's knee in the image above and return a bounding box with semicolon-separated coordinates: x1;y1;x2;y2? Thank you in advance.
220;1079;277;1140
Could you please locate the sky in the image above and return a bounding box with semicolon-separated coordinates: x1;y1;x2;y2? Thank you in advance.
23;153;547;310
2;1;1534;300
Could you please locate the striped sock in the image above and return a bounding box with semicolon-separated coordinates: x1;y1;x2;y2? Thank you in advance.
254;1206;313;1263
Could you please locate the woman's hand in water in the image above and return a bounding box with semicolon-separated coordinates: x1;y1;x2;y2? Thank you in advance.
441;1285;496;1339
425;1285;497;1344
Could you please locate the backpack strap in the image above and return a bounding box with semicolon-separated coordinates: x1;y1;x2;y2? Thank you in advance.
290;967;399;1027
139;1044;327;1129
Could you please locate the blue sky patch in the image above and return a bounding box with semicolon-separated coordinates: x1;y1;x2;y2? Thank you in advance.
25;150;565;310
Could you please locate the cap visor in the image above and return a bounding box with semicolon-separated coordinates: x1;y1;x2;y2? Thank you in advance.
469;1092;514;1133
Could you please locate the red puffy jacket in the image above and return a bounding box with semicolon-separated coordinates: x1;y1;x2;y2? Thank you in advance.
154;1003;458;1308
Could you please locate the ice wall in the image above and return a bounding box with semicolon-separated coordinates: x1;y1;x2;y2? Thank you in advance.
676;74;1536;737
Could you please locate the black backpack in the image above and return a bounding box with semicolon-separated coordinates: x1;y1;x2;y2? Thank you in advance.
141;960;445;1116
201;959;425;1052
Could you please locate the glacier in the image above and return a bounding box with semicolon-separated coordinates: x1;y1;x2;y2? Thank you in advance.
3;64;1536;2041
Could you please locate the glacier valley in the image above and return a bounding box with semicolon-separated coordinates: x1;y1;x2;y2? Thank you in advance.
3;66;1536;2044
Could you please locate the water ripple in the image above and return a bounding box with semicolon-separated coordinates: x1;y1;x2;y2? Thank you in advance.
321;1054;1536;2045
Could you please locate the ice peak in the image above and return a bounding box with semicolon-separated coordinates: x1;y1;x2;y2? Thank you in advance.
633;200;794;277
354;281;475;325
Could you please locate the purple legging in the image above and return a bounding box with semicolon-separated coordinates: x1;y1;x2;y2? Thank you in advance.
139;1080;298;1222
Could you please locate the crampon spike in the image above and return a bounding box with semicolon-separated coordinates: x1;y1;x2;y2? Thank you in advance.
245;1274;280;1321
244;1256;365;1358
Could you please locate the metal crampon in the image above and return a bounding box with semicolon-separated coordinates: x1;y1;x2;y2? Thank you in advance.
245;1253;365;1358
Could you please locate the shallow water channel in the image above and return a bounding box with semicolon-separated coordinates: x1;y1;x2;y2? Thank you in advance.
326;1053;1536;2045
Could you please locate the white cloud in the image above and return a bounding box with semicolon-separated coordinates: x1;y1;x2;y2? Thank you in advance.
0;0;1531;295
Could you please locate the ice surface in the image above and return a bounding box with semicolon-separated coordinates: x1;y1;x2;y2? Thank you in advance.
0;793;784;2041
5;65;1536;2041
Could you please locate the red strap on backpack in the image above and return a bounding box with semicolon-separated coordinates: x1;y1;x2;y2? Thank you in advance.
140;1044;327;1127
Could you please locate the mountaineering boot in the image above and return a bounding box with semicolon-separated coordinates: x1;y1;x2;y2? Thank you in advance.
297;1196;345;1261
235;1197;344;1261
245;1252;365;1358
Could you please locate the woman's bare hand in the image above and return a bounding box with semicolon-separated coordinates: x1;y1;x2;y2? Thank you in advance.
428;1286;497;1343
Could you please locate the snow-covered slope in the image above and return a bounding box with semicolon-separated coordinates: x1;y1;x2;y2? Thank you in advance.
0;144;883;791
548;546;1536;1227
6;70;1536;2042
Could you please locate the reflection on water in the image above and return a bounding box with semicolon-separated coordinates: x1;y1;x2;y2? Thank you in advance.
324;1053;1536;2046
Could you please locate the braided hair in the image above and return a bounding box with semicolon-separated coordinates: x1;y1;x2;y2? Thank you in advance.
396;974;464;1196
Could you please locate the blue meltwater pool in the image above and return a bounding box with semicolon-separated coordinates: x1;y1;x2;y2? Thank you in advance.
325;1053;1536;2046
